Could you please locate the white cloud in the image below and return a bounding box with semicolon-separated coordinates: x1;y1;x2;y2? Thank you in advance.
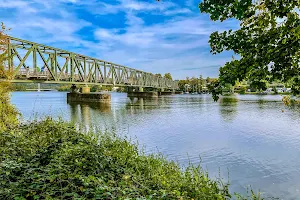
0;0;37;13
164;8;192;15
119;0;175;11
185;0;197;7
93;11;237;79
0;0;237;79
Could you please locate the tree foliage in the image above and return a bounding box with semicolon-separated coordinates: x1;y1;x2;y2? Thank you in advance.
164;73;173;80
0;22;19;132
155;73;162;77
199;0;300;101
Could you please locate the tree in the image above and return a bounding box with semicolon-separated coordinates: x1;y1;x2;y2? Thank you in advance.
155;73;162;77
0;22;19;132
164;73;172;80
206;77;211;84
199;0;300;100
199;75;205;91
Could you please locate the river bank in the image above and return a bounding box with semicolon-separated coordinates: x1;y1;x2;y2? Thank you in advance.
0;118;261;199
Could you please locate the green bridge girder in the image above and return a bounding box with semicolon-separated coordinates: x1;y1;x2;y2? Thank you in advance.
4;36;178;89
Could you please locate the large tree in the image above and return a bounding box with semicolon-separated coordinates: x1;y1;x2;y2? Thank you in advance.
199;0;300;101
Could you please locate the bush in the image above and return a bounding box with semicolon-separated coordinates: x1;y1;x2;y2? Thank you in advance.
0;82;19;132
282;95;300;106
0;119;263;199
90;85;102;92
239;86;247;94
56;84;72;91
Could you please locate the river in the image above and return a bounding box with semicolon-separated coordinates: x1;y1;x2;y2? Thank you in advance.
11;91;300;199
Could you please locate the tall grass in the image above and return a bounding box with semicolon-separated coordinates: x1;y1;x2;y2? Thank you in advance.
0;119;263;199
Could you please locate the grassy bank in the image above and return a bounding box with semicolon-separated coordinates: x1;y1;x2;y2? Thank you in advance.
0;119;262;199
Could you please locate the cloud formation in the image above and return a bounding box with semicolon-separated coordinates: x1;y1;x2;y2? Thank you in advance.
0;0;238;79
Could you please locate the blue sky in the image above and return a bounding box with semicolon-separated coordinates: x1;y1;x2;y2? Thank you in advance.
0;0;238;79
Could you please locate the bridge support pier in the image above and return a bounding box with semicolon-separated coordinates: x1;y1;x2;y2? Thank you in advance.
67;84;111;103
127;91;158;98
127;87;158;98
67;92;111;103
175;91;184;94
158;88;175;96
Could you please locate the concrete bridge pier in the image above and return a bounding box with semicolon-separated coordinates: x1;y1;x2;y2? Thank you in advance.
175;91;184;94
158;88;175;96
127;86;158;98
67;84;111;103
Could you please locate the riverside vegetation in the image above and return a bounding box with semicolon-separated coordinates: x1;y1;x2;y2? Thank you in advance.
0;118;263;200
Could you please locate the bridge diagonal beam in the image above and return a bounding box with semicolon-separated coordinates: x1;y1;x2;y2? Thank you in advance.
36;47;57;81
11;46;27;70
57;57;70;80
73;58;85;82
96;62;104;83
89;63;97;83
13;46;34;77
86;62;94;83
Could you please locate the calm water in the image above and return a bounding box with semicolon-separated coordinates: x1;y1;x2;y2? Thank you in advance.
11;92;300;199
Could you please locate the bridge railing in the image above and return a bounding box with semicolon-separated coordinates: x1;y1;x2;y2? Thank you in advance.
5;36;178;89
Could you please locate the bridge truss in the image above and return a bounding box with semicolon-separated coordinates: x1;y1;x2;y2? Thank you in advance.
4;36;178;89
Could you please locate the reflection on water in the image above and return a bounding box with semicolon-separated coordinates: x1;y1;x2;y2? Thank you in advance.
126;97;166;112
11;92;300;199
68;102;111;130
219;96;238;122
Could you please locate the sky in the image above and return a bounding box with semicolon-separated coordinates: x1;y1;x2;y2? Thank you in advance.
0;0;238;80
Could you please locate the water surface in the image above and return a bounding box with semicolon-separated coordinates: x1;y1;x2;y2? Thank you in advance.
11;92;300;199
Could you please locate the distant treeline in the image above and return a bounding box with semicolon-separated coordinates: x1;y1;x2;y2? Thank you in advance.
177;76;218;92
11;83;59;91
177;75;294;95
11;83;124;92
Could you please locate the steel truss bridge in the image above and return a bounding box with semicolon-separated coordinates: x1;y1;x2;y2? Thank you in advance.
3;36;178;89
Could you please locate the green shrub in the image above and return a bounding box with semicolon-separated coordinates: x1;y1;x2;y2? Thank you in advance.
90;85;102;92
282;95;300;106
56;84;72;91
0;82;19;132
238;86;247;94
0;119;262;199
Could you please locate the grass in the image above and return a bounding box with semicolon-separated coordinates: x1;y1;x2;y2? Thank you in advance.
0;119;263;199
